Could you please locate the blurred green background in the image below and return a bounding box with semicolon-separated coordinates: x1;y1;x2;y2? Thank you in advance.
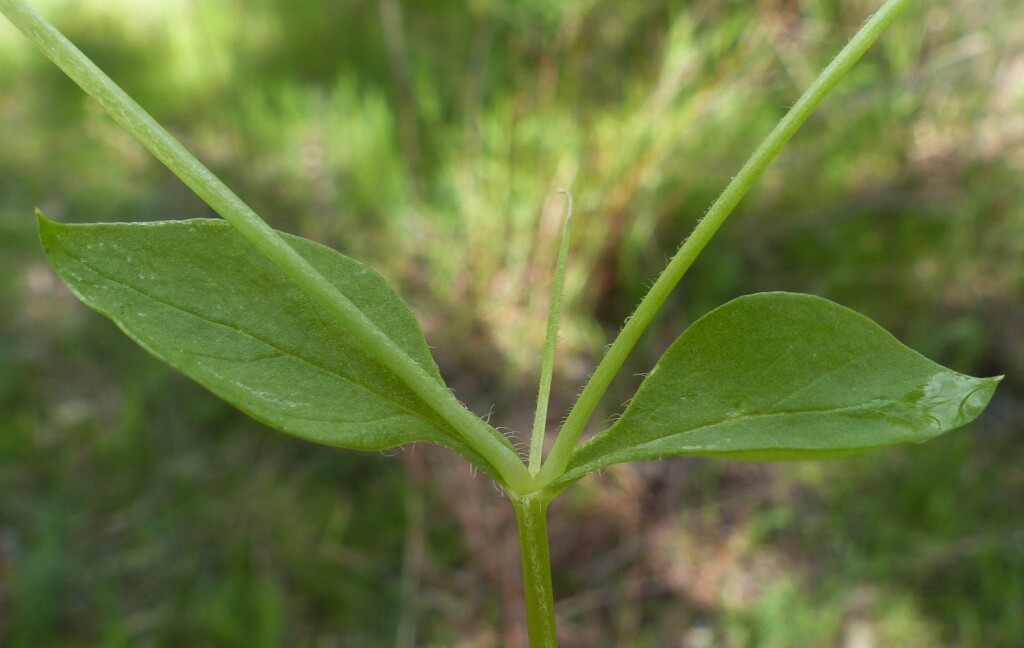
1;0;1022;646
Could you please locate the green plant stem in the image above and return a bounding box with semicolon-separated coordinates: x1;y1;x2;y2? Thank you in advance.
535;0;914;487
512;495;558;647
528;191;574;475
0;0;532;492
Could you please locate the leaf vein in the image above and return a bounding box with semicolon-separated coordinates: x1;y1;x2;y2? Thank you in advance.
65;248;442;428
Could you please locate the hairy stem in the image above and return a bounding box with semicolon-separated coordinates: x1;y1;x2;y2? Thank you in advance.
536;0;914;486
512;495;558;647
0;0;532;491
528;191;575;475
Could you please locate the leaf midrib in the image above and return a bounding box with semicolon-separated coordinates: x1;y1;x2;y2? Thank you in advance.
64;246;446;430
572;396;913;473
625;346;882;449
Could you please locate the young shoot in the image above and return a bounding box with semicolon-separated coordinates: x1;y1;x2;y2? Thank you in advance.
529;190;574;475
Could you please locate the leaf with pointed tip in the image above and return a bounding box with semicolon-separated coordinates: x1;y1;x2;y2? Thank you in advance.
38;216;496;471
559;292;999;485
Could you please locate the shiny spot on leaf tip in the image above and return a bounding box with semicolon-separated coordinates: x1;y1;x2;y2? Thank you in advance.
911;372;997;431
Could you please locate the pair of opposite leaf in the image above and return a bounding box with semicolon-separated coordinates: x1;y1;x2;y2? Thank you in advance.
39;215;1000;490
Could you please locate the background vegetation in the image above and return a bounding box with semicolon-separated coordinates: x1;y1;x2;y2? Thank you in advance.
1;0;1021;645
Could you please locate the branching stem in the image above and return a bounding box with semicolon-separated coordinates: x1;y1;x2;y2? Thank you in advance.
1;0;919;642
535;0;914;487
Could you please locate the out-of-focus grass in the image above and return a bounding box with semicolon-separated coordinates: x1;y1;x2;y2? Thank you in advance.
0;310;414;646
1;0;1021;645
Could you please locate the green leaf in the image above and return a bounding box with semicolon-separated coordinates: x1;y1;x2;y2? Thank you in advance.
38;216;488;463
560;292;1000;484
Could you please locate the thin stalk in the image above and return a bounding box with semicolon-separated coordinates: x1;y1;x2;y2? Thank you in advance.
528;191;574;475
512;495;558;647
0;0;533;492
535;0;914;486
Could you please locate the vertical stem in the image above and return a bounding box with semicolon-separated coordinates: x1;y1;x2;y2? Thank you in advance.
512;496;558;647
528;191;574;474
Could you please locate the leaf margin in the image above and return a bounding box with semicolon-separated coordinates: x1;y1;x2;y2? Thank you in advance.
37;213;506;475
555;291;1001;486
